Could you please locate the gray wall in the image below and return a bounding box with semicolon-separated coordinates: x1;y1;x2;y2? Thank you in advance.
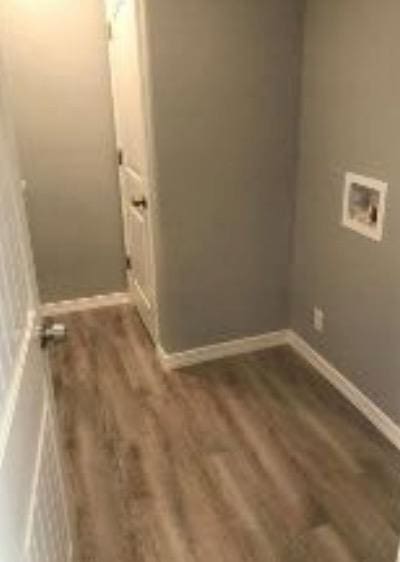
145;0;304;352
292;0;400;423
5;0;126;303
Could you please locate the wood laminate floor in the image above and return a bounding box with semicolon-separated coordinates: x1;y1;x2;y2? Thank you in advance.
49;305;400;562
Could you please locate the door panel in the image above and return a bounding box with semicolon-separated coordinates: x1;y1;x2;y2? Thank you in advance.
0;332;71;562
0;31;72;562
107;0;155;336
125;168;152;325
111;0;146;174
25;403;71;562
0;129;32;399
130;202;150;308
0;322;45;556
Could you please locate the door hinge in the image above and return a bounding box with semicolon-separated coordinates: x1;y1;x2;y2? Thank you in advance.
126;256;132;270
117;148;124;166
107;22;113;41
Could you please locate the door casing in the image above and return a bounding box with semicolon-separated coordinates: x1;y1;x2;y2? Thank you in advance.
106;0;159;342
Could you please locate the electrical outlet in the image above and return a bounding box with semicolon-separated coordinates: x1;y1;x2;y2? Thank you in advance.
313;307;324;333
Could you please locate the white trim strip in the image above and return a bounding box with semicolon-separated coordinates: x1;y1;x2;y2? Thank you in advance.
41;292;132;316
157;327;400;451
287;330;400;451
0;309;36;467
157;330;289;370
24;401;48;551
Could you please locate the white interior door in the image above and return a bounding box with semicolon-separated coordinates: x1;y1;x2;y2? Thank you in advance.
0;39;72;562
107;0;155;336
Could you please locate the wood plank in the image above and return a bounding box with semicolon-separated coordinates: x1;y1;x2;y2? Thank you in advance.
49;305;400;562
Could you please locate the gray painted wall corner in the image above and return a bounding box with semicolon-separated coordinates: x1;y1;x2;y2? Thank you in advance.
146;0;304;353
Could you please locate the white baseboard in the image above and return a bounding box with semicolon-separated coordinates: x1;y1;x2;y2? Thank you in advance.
42;292;132;316
287;330;400;451
157;329;289;370
157;327;400;451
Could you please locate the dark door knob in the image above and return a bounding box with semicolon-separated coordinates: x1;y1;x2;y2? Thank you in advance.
131;197;148;210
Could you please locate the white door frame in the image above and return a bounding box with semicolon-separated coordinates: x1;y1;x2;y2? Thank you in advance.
136;0;160;343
